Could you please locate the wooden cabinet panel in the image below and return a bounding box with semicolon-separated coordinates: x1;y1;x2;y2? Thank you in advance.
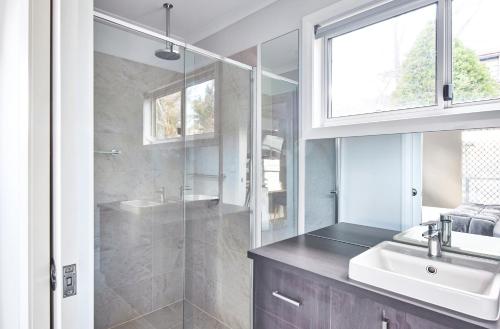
330;286;406;329
404;313;462;329
254;306;299;329
254;260;330;329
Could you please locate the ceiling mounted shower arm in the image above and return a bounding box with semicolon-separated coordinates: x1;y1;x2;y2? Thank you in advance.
164;3;173;39
155;2;180;60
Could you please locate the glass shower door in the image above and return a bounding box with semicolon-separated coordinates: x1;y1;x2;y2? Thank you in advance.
183;49;253;329
94;20;186;329
94;17;254;329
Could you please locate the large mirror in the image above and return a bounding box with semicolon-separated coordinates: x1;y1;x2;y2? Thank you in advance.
305;127;500;259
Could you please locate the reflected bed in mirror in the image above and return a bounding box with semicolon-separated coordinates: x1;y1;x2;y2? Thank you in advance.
395;128;500;259
304;127;500;259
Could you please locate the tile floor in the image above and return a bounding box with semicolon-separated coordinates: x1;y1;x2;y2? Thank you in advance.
112;300;231;329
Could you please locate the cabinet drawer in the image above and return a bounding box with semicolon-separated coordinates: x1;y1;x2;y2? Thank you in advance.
331;286;406;329
254;306;299;329
331;286;461;329
404;313;464;329
254;259;330;329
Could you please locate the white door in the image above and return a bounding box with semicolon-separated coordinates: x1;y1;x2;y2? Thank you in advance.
51;0;94;328
401;133;423;230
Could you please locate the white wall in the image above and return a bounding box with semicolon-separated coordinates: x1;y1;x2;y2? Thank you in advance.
339;134;403;231
0;1;30;327
196;0;338;56
0;0;50;328
422;131;462;208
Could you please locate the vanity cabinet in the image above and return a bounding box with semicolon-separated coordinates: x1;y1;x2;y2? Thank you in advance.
254;256;330;329
330;287;406;329
253;258;467;329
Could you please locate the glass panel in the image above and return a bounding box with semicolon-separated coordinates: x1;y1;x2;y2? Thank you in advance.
329;4;437;118
154;90;182;139
93;20;185;329
452;0;500;104
261;30;299;245
304;139;338;233
183;49;253;329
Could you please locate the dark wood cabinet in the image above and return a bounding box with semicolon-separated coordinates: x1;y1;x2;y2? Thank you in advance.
254;306;299;329
254;258;330;329
330;286;406;329
253;258;475;329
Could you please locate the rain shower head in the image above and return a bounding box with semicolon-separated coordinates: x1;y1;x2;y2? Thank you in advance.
155;43;181;60
155;3;181;61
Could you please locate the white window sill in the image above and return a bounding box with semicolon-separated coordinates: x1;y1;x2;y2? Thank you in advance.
321;100;500;128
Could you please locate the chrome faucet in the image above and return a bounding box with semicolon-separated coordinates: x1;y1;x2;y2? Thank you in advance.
440;214;453;247
156;187;166;203
420;216;453;257
421;221;442;257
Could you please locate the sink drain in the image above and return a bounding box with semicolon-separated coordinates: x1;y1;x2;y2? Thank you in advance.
426;265;437;275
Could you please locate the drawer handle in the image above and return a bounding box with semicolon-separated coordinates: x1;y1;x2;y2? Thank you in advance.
272;291;301;307
381;310;389;329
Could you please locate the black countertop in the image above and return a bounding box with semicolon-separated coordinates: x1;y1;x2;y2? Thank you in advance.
308;222;399;247
248;223;500;329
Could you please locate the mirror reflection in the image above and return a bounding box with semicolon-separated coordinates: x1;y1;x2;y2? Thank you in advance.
305;127;500;259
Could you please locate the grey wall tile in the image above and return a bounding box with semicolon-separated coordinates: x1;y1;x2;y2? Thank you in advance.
94;280;143;329
114;278;153;315
95;51;186;328
152;270;183;309
142;304;183;329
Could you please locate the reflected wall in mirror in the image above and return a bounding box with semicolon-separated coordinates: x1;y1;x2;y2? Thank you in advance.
304;127;500;259
260;30;299;246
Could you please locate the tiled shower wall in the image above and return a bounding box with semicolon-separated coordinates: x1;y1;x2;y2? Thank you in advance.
184;63;252;329
94;52;185;329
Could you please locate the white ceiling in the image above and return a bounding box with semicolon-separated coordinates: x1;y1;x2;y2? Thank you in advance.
94;0;279;44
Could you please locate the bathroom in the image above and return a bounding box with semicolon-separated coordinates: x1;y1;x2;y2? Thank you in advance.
1;0;500;329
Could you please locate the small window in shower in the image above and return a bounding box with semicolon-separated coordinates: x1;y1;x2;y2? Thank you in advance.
143;86;183;144
186;79;215;136
154;90;182;139
143;77;215;144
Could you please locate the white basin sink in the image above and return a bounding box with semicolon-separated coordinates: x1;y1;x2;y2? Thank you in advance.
349;241;500;320
184;194;219;202
121;200;162;208
120;199;165;213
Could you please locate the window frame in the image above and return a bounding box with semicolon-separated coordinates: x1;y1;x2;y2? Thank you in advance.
314;0;500;129
325;1;440;119
143;80;184;145
143;65;218;145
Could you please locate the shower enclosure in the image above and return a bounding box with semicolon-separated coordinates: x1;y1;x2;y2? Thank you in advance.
94;15;253;329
